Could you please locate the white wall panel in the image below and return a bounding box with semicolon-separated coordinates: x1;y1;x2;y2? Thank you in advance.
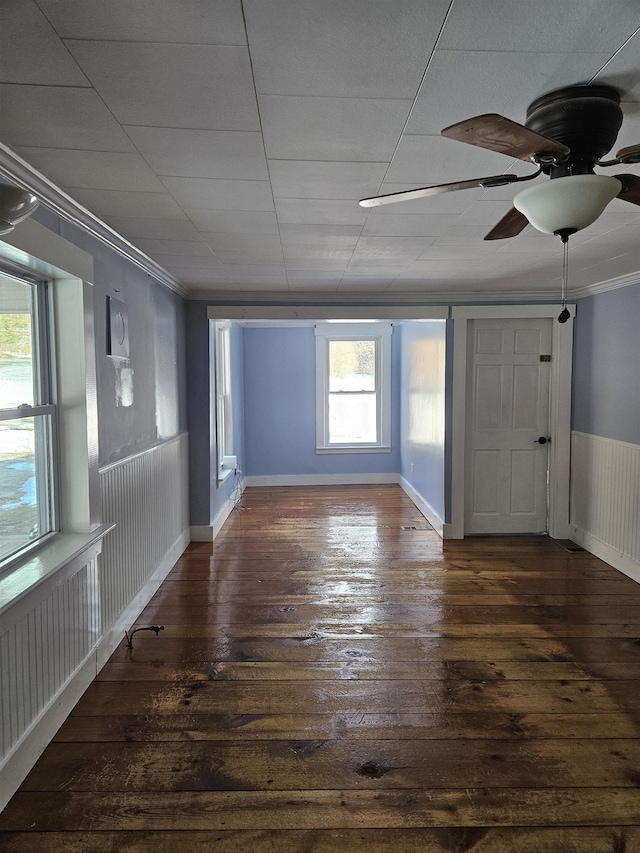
0;555;99;768
571;431;640;578
99;434;189;630
1;434;189;808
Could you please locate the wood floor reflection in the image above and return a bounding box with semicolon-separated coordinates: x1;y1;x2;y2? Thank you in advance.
2;485;640;851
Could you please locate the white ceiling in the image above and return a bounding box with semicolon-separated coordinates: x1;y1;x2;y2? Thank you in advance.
2;0;640;299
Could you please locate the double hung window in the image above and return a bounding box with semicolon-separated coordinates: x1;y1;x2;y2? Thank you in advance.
315;322;392;453
213;320;236;480
0;271;57;566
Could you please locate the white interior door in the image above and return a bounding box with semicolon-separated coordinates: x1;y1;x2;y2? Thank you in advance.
465;318;552;535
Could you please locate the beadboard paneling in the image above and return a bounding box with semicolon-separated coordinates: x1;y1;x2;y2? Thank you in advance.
99;434;190;630
571;431;640;576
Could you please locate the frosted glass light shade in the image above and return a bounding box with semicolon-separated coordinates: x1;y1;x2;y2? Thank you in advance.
514;174;622;234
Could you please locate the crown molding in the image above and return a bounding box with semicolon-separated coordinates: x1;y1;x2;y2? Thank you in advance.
0;143;188;298
187;287;564;305
569;270;640;299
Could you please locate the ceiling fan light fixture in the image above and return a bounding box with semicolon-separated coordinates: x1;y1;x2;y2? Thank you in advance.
513;174;621;235
0;185;39;235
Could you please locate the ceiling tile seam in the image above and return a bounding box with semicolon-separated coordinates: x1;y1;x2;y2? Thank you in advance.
587;26;640;84
27;1;93;87
355;0;456;276
59;37;249;47
240;0;290;291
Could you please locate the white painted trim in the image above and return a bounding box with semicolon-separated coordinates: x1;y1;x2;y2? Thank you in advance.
0;641;98;811
0;526;189;811
190;483;243;541
244;473;400;487
571;526;640;585
99;433;189;475
0;142;186;297
95;528;190;671
206;303;450;318
451;304;575;540
398;476;444;537
570;270;640;299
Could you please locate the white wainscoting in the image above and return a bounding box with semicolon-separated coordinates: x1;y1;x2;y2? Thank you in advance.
99;433;190;636
571;431;640;582
0;434;190;810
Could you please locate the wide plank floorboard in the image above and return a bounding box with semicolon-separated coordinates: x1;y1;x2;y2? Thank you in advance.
2;484;640;850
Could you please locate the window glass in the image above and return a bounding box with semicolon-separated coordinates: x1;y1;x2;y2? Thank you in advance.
316;322;392;452
0;273;56;566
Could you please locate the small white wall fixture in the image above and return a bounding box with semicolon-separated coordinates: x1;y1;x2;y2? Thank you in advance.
451;304;575;540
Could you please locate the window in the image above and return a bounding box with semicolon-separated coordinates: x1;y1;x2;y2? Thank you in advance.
212;320;236;480
0;271;57;566
315;322;392;453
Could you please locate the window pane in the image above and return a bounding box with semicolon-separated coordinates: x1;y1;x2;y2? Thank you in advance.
0;415;55;563
0;277;34;408
329;340;375;392
329;393;377;443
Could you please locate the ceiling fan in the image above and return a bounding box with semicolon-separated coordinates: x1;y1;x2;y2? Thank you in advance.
360;84;640;242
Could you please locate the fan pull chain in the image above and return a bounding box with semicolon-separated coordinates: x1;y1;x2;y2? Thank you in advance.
556;231;572;324
562;237;569;308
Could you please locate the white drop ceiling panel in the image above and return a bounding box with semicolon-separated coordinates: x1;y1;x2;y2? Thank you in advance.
103;218;203;241
275;199;368;227
438;1;640;53
0;85;136;151
0;0;89;86
133;240;215;258
185;210;279;234
161;178;274;212
15;148;167;193
244;0;450;98
259;95;411;161
1;1;638;298
36;0;247;44
69;189;189;220
123;128;268;181
269;160;388;200
362;214;459;237
64;41;260;130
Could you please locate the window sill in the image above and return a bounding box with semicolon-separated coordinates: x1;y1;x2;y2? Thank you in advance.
0;524;115;616
217;467;234;483
316;446;391;454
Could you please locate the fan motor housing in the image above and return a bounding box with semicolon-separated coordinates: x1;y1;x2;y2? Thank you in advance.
525;84;622;173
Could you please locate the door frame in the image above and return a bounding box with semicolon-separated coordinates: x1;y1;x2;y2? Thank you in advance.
450;304;575;540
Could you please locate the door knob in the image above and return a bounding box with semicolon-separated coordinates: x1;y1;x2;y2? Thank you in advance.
534;436;551;444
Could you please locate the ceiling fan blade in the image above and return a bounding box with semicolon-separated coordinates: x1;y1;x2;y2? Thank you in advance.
484;207;529;240
359;174;519;208
616;173;640;205
442;114;570;163
615;144;640;164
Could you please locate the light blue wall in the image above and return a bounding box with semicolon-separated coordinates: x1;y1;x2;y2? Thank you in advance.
243;326;401;476
573;283;640;445
31;207;188;468
186;306;245;526
399;320;447;522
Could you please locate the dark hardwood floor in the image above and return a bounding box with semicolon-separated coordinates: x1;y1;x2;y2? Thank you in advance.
2;484;640;851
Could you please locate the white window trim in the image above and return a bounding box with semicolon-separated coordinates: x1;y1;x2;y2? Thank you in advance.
0;218;105;591
211;320;237;483
315;322;392;453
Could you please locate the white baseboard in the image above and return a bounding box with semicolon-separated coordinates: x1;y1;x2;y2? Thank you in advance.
0;648;97;811
0;527;190;813
571;525;640;585
244;473;399;487
95;528;190;670
190;484;244;541
399;476;446;538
